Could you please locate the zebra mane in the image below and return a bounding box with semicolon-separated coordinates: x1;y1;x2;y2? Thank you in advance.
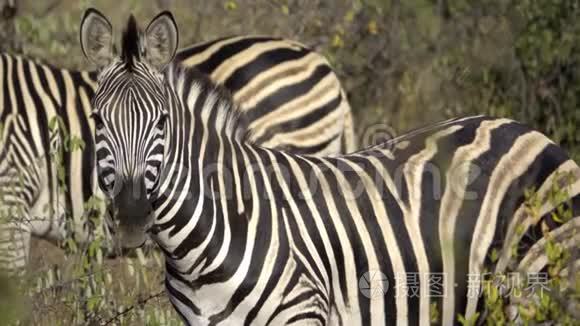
120;14;142;71
168;65;250;142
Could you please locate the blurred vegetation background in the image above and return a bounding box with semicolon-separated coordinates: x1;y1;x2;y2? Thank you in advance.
0;0;579;324
1;0;578;160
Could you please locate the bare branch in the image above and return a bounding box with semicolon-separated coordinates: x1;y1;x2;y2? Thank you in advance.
100;290;165;325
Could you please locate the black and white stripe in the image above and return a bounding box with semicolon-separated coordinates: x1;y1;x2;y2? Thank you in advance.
0;53;96;274
0;24;355;275
175;35;356;155
85;11;580;325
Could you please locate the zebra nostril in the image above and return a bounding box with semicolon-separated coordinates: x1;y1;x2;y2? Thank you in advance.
108;174;125;198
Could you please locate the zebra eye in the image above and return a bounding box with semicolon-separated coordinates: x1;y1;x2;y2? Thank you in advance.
91;113;105;130
157;114;167;130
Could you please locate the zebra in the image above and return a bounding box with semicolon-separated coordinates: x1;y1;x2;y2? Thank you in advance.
81;10;580;325
0;22;355;276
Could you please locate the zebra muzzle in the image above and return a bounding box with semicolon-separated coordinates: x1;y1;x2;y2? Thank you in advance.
111;177;154;249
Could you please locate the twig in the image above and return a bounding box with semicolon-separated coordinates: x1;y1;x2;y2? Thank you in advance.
38;0;62;18
100;290;165;325
31;267;110;295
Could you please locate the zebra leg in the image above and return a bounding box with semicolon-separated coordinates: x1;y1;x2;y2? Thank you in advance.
0;209;32;277
0;150;46;276
28;183;67;245
0;163;34;277
504;215;580;322
495;164;580;322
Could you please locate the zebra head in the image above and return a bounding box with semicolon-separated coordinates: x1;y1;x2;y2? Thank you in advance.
80;9;178;249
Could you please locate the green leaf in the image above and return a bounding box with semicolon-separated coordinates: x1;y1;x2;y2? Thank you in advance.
224;1;237;10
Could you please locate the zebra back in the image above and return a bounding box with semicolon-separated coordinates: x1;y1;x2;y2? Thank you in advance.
163;67;580;325
176;35;356;155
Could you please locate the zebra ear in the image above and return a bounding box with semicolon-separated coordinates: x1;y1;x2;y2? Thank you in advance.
80;8;114;68
144;11;178;71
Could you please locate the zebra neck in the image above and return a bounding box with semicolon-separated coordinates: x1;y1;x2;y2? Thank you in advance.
152;137;263;282
151;69;269;278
